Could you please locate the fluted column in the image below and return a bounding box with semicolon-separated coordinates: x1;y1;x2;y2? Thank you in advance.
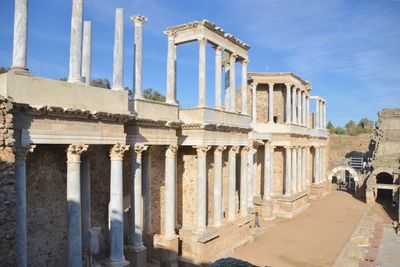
252;83;257;122
302;147;307;191
81;155;90;260
302;92;306;126
164;145;178;238
264;142;273;200
11;0;29;73
215;46;223;109
268;83;275;123
132;15;148;97
229;54;237;112
198;38;207;108
130;144;148;251
291;147;297;193
314;147;320;184
224;63;230;109
109;144;129;266
214;146;226;226
297;147;302;192
195;146;210;233
323;101;327;129
292;87;297;124
321;147;325;182
241;60;248;115
252;147;258;199
284;146;292;196
285;83;292;123
68;0;83;83
320;100;324;129
247;145;254;207
306;147;310;186
165;31;177;105
315;100;320;128
82;21;92;86
143;149;152;233
240;146;250;216
112;8;125;91
67;144;88;267
306;96;310;127
228;146;239;221
15;145;35;267
297;90;302;125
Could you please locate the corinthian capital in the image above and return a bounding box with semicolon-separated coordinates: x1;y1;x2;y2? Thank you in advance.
110;144;129;160
130;15;148;25
195;145;211;156
67;144;88;163
229;145;240;154
166;145;178;158
15;145;36;163
215;145;227;155
198;38;207;46
133;144;148;156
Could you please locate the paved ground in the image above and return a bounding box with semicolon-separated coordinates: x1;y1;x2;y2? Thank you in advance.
233;191;368;267
376;226;400;267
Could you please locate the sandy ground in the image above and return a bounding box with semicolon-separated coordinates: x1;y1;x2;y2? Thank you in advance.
233;191;368;267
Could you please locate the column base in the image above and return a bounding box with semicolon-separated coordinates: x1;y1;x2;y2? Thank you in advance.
67;77;84;84
154;234;179;267
106;258;130;267
125;246;147;267
9;67;30;76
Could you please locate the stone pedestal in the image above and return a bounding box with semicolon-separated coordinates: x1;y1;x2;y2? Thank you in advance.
125;246;147;267
257;201;275;221
154;235;179;267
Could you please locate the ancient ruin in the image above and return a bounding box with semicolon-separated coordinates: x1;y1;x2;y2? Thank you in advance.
0;0;398;267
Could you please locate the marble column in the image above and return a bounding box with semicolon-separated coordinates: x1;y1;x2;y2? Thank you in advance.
285;83;292;123
252;83;257;122
297;90;302;125
241;60;248;115
263;142;272;200
224;63;230;109
229;54;237;112
292;87;297;124
112;8;124;91
195;146;210;233
215;46;223;109
67;144;88;267
297;147;302;192
306;147;310;186
306;96;310;128
302;147;307;190
15;145;35;267
130;144;148;251
228;146;239;221
240;147;249;216
198;38;207;108
247;145;254;207
143;149;152;233
82;21;92;86
291;147;297;193
108;144;130;266
214;146;226;226
321;147;325;182
253;147;258;199
323;101;327;129
165;31;177;105
302;92;306;126
132;15;148;97
80;155;90;259
284;146;292;196
314;147;320;184
164;145;178;238
11;0;29;72
268;83;274;123
68;0;83;83
315;100;320;128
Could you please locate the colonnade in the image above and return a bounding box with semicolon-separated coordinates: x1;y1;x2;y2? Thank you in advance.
313;146;327;184
252;83;310;127
311;97;327;129
165;32;249;113
283;146;310;196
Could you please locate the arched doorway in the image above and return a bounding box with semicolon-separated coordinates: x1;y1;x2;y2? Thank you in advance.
376;172;393;201
328;166;359;192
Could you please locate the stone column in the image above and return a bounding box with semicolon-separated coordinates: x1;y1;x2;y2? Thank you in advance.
198;38;207;108
224;63;230;109
297;90;302;125
108;144;129;266
112;8;124;91
165;31;177;105
240;147;250;216
321;147;325;182
268;83;275;123
143;149;152;233
132;15;148;97
314;147;320;184
284;146;292;196
323;101;327;129
263;142;272;200
241;60;248;115
15;145;35;267
164;145;178;238
292;87;297;124
215;46;223;109
315;100;320;128
306;96;310;128
285;83;292;123
80;155;90;259
228;146;239;221
297;147;302;192
195;146;210;233
302;147;307;190
229;54;237;112
252;83;257;122
82;21;92;86
247;145;254;207
130;144;148;252
67;144;88;267
302;92;306;126
11;0;29;73
320;101;324;129
306;147;310;186
291;147;297;193
253;147;258;199
213;146;226;227
68;0;83;83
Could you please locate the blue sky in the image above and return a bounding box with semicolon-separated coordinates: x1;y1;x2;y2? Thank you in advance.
1;0;399;126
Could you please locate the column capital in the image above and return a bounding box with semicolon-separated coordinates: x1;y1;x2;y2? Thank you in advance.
285;83;292;88
268;82;275;88
215;145;227;155
215;45;223;52
109;143;129;160
133;144;148;156
164;30;176;39
229;145;240;154
198;38;207;46
230;53;238;61
166;145;178;158
67;144;88;163
284;145;292;150
242;146;251;152
15;144;36;163
130;15;148;26
194;145;211;155
242;59;249;65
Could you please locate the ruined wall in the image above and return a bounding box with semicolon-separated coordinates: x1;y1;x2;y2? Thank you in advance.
273;85;285;124
0;96;16;266
273;147;284;195
256;84;268;123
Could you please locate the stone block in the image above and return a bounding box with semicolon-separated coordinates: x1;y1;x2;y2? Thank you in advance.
125;247;146;267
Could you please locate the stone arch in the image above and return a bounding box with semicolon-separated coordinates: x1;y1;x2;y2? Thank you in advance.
328;165;359;182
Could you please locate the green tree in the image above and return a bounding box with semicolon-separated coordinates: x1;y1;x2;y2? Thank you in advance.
358;118;373;130
327;121;334;133
0;67;9;74
143;88;166;102
91;78;111;89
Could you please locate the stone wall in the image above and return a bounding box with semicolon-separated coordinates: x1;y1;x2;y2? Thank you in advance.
0;96;16;266
273;147;284;195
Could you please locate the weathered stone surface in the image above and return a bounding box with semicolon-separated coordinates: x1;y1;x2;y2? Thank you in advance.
210;257;257;266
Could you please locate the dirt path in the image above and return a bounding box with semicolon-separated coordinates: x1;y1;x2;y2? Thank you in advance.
233;191;368;267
